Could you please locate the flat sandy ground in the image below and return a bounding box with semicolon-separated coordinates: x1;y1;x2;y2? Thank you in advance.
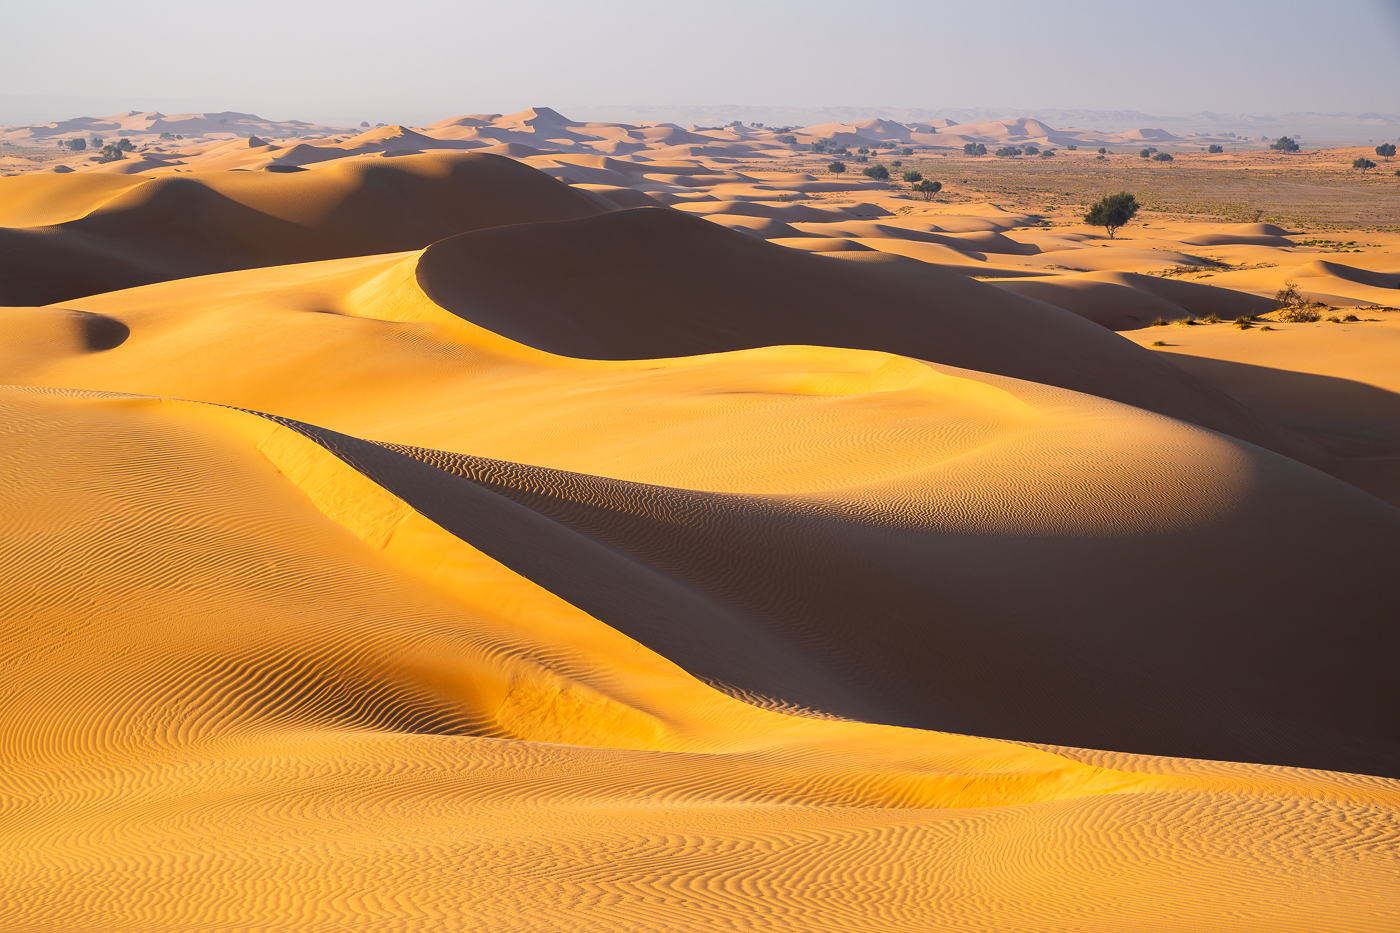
0;112;1397;932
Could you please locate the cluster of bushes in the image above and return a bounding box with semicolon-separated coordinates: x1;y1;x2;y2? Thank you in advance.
963;143;987;156
862;164;889;180
1152;152;1174;162
1354;157;1377;172
1270;136;1301;152
1207;144;1224;153
776;134;797;145
1139;147;1158;158
95;139;136;163
995;146;1023;157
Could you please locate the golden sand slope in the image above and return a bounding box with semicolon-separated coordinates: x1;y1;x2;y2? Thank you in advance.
3;155;1399;930
1;386;1396;932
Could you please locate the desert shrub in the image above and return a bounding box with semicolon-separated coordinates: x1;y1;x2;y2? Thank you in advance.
114;138;135;152
1150;340;1166;346
1150;317;1168;326
1270;136;1300;152
854;154;868;163
901;169;923;183
1067;144;1078;150
863;164;890;180
831;144;849;155
1234;316;1253;329
963;142;986;156
65;138;86;151
1343;313;1360;321
827;161;847;174
1097;147;1107;154
1275;281;1326;321
1153;152;1173;162
95;145;127;163
1208;144;1224;153
1040;149;1055;158
913;179;942;200
1176;317;1198;326
89;136;104;148
995;146;1022;157
1139;148;1152;158
809;141;827;152
1023;145;1040;155
776;134;797;144
1083;192;1140;238
158;132;174;140
1353;157;1377;172
1377;143;1397;159
891;160;902;167
902;147;913;155
1202;313;1220;324
857;146;870;155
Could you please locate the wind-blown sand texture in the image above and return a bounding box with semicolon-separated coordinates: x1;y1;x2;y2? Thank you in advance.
1;108;1398;932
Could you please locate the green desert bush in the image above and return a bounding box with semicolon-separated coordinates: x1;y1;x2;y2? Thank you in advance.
1270;136;1300;152
913;179;942;201
1152;152;1174;162
863;164;890;180
65;138;86;151
827;161;847;174
1083;192;1140;238
94;144;127;163
1353;157;1377;172
1208;144;1224;153
963;142;986;156
901;169;923;183
1377;143;1396;160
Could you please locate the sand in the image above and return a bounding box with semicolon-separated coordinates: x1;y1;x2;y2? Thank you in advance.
1;107;1398;932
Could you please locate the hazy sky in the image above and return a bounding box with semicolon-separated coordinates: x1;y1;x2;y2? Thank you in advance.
5;0;1399;124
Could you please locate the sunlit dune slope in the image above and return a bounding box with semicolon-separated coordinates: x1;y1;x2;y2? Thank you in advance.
0;152;604;305
1;385;1397;932
4;256;1398;772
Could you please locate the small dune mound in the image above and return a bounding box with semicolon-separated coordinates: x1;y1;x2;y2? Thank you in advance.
0;153;606;305
1293;259;1400;290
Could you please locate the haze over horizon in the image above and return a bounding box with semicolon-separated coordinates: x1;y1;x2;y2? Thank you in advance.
5;0;1399;128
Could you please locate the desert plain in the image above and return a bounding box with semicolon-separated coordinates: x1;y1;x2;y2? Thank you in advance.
1;107;1398;931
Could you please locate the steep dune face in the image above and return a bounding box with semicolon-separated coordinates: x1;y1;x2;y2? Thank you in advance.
0;153;605;305
415;207;1307;460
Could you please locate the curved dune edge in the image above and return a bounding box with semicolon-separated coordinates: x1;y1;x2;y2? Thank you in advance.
2;384;1398;933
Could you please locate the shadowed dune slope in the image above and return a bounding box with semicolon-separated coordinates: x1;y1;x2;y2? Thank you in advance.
416;207;1307;459
0;153;606;305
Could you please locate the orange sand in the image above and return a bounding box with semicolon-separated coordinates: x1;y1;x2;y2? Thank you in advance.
1;109;1397;932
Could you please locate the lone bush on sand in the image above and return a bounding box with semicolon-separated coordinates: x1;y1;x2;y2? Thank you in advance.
827;161;847;174
1152;152;1173;162
1275;281;1325;322
913;179;942;201
1353;157;1377;172
1083;192;1140;239
863;164;890;180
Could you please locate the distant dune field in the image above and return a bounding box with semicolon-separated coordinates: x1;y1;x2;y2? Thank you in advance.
1;107;1397;932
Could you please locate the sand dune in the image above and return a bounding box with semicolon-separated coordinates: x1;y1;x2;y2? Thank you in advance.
2;105;1399;931
0;153;603;304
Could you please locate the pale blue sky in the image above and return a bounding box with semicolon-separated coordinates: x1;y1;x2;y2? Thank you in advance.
5;0;1399;125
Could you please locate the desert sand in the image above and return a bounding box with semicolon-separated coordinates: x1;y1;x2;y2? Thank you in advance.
1;107;1397;931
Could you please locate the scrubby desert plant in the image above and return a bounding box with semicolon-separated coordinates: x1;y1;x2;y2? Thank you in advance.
1377;143;1397;160
902;147;913;155
1208;144;1224;154
901;170;923;183
1150;340;1167;346
1202;313;1219;324
963;142;986;156
1153;152;1173;162
1067;145;1078;151
863;164;890;180
65;138;86;151
1097;147;1107;154
1040;149;1055;158
913;179;942;201
94;144;127;163
1023;145;1040;155
114;138;135;152
827;161;847;174
1353;157;1377;172
1270;136;1300;152
1343;313;1360;321
1150;317;1168;326
1233;316;1253;329
1274;281;1326;321
1084;192;1140;239
995;146;1022;157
